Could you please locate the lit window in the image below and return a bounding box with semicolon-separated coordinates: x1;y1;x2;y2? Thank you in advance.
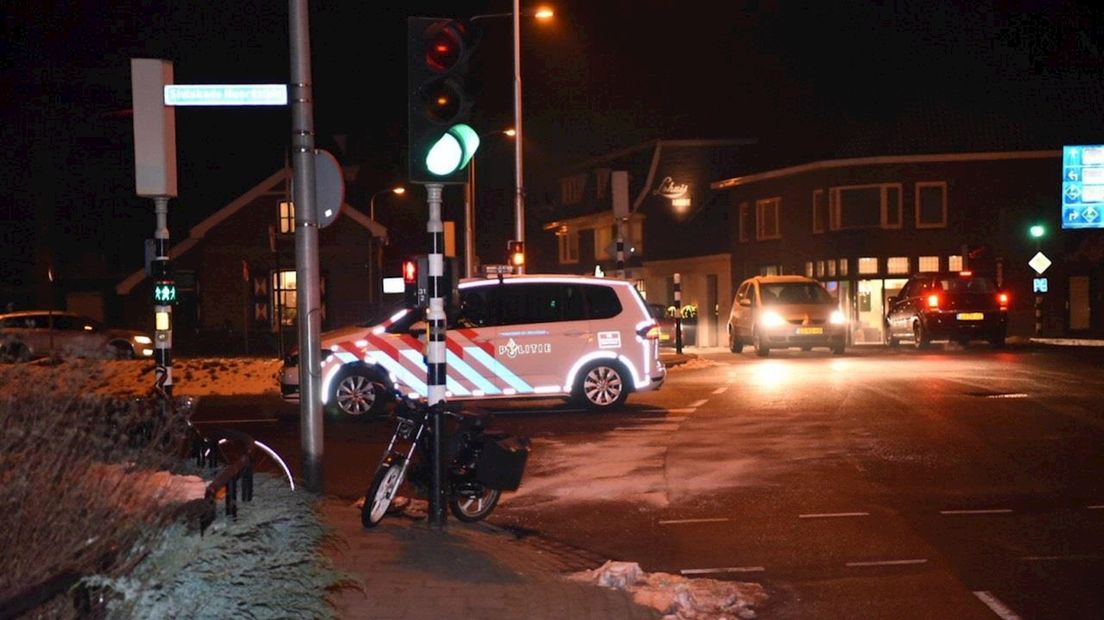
557;229;579;264
887;257;909;274
816;260;825;277
838;258;849;276
918;255;939;271
278;201;295;234
948;255;963;271
858;257;878;274
827;260;836;277
272;270;297;327
594;225;613;258
805;261;813;277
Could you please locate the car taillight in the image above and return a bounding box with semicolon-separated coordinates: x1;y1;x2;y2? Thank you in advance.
637;321;660;340
926;294;940;309
998;292;1010;309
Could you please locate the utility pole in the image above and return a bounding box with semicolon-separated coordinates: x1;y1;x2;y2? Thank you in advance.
290;0;324;492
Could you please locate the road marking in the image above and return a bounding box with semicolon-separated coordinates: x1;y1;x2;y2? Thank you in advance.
191;418;278;424
668;408;697;414
658;517;730;525
680;566;765;575
984;393;1029;399
1020;554;1101;562
711;386;727;394
799;511;870;519
689;399;708;408
940;509;1014;515
973;591;1023;620
845;558;927;567
1087;505;1104;510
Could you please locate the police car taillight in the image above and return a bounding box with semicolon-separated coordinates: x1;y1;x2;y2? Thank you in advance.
637;321;660;340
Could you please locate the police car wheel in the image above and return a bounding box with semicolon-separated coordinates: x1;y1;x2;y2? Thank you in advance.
576;362;629;410
329;368;384;417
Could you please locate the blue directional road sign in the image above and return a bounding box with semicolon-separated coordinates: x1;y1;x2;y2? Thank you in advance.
1061;145;1104;229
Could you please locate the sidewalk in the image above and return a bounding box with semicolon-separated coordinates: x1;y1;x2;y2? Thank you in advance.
320;497;660;620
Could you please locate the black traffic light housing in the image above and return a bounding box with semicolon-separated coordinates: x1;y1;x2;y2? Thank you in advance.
507;240;525;269
408;17;482;184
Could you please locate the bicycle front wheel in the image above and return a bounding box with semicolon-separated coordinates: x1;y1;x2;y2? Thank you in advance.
362;457;406;528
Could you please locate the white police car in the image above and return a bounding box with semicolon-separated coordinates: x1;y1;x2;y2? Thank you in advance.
280;274;666;416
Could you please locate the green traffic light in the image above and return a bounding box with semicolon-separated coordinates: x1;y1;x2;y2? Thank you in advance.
1029;224;1045;238
426;123;480;176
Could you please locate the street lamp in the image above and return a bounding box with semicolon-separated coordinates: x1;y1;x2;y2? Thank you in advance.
472;5;554;274
370;185;406;221
465;128;515;277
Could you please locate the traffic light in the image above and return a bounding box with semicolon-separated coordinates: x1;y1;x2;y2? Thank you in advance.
151;258;177;305
408;17;482;184
507;240;525;269
402;255;459;313
1029;224;1046;239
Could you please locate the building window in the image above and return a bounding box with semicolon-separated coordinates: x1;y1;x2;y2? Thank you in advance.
278;201;295;234
557;230;579;264
812;189;827;234
839;258;849;276
756;197;781;240
762;264;780;276
272;270;297;327
829;183;904;230
916;182;948;228
594;225;613;259
858;257;878;274
805;261;813;277
816;260;825;277
827;260;836;277
561;173;586;205
738;202;750;243
948;255;963;271
887;256;909;274
918;255;939;271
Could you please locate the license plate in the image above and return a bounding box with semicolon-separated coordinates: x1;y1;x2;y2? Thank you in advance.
796;327;823;335
957;312;984;321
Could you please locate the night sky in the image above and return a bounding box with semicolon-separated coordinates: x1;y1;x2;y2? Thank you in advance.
2;1;1102;289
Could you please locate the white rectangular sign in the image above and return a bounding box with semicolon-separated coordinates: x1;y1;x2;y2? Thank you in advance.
164;84;288;106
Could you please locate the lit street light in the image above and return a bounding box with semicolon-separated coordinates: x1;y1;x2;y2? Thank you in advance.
370;185;406;221
472;5;554;274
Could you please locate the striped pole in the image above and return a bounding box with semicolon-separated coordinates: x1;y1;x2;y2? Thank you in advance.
674;272;683;354
152;196;173;400
615;217;626;278
425;183;447;528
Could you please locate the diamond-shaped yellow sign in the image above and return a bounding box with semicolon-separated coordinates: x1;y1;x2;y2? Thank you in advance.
1028;251;1052;275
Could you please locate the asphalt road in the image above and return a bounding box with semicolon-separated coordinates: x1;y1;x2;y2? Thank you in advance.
192;344;1104;619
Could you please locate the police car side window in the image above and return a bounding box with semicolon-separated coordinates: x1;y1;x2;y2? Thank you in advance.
582;284;621;320
496;284;565;325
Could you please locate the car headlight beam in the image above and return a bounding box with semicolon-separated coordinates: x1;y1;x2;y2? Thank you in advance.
760;311;785;328
830;310;845;325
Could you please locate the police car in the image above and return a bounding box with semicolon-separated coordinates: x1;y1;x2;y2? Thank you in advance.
279;274;666;416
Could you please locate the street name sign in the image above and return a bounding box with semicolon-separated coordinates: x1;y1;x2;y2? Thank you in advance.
164;84;288;106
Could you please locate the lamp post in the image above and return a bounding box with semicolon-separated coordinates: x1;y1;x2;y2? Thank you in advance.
465;128;515;277
472;5;553;275
370;185;405;222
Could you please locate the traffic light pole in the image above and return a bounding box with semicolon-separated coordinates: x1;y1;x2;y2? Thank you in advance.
152;196;173;401
290;0;324;493
426;183;448;528
511;1;526;273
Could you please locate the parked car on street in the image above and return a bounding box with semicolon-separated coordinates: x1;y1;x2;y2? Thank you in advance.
884;270;1008;348
647;303;679;348
0;310;154;362
281;274;666;417
727;275;847;357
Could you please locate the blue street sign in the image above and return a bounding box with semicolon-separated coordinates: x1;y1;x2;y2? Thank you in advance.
1061;145;1104;229
1033;277;1049;294
164;84;288;106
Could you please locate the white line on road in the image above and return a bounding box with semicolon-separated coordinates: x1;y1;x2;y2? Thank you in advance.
688;399;708;408
711;386;727;394
658;517;731;525
1087;505;1104;510
984;393;1029;399
845;558;928;567
939;509;1014;515
973;591;1023;620
191;418;278;424
667;408;698;414
680;566;765;575
1020;554;1101;562
799;511;870;519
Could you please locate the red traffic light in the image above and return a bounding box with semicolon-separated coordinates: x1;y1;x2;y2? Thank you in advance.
402;259;417;284
424;21;470;72
507;240;525;267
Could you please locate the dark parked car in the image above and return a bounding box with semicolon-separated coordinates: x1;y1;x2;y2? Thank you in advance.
884;271;1009;348
0;310;154;362
647;303;679;348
